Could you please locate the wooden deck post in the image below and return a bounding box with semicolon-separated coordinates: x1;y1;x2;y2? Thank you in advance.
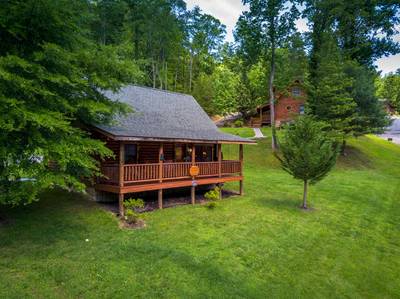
239;144;244;195
158;143;164;209
119;142;125;216
118;193;124;217
158;189;163;209
191;186;195;205
217;144;222;199
218;143;222;178
191;144;196;205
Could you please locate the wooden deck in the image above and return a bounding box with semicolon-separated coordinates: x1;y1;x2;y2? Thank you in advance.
94;141;245;213
97;160;242;194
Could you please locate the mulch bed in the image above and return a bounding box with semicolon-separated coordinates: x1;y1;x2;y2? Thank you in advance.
119;218;146;230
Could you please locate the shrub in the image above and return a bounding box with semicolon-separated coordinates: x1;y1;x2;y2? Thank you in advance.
123;198;144;224
204;187;220;209
234;119;244;127
204;187;220;201
205;201;217;209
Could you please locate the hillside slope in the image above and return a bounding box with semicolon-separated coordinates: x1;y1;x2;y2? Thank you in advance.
1;129;399;298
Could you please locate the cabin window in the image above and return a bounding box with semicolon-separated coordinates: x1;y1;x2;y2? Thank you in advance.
175;145;183;162
124;144;137;164
299;104;305;115
195;145;213;162
292;87;301;97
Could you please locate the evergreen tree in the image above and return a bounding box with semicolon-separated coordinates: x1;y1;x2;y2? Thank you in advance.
304;0;397;136
307;33;358;148
0;0;142;205
344;62;390;135
276;116;339;209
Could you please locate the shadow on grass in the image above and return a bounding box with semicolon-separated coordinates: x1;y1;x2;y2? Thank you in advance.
254;197;302;211
116;241;262;297
0;189;99;246
336;145;373;170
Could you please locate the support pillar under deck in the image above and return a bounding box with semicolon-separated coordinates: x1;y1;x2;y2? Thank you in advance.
158;189;163;209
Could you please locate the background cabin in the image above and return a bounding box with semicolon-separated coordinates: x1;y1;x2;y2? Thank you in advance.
89;86;255;215
250;81;306;127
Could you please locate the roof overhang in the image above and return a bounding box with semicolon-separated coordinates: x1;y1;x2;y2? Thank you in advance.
90;126;257;145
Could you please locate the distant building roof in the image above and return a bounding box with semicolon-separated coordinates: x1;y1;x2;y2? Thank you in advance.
92;85;254;144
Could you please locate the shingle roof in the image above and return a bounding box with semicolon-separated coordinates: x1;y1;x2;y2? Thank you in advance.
93;85;254;144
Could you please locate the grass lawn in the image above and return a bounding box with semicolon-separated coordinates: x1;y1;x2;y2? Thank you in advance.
220;127;255;138
1;129;400;298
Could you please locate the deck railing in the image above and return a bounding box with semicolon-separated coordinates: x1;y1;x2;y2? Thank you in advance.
99;160;242;185
99;164;119;184
163;162;192;180
222;160;241;175
124;163;159;183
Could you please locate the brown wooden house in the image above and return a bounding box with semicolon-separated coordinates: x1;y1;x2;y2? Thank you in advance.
250;81;306;127
89;85;255;215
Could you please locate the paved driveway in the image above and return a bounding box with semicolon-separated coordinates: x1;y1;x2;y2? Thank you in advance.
379;117;400;145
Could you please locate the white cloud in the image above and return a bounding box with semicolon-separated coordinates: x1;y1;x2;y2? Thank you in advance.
186;0;246;42
186;0;399;74
375;54;400;75
295;18;308;33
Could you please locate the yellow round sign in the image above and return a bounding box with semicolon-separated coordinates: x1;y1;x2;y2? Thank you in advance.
189;165;200;177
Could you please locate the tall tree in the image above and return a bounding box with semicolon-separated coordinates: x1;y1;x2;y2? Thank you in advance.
304;0;397;136
0;0;142;205
238;0;299;151
91;0;128;45
185;6;226;92
307;32;358;149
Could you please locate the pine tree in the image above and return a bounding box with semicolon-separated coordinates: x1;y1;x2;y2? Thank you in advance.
276;116;339;209
307;33;357;149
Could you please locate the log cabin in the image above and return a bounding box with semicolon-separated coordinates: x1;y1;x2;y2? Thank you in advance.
250;81;306;127
89;85;256;215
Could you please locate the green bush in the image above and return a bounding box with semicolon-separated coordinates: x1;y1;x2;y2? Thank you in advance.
233;119;244;127
205;201;217;209
123;198;145;224
204;187;220;209
204;187;220;201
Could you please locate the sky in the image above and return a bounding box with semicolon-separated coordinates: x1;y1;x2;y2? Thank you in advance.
186;0;400;75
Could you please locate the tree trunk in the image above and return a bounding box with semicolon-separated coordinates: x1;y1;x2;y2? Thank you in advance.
302;180;308;209
189;52;193;92
165;61;168;90
341;139;347;156
174;67;178;91
152;60;156;88
268;42;278;151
